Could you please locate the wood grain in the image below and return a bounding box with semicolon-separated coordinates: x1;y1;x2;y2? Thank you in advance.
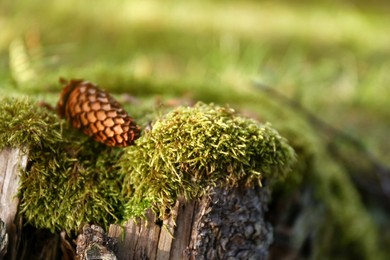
0;147;28;260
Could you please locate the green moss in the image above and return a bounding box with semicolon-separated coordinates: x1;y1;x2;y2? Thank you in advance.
19;140;125;234
0;98;125;234
1;98;295;232
119;102;296;219
0;98;62;150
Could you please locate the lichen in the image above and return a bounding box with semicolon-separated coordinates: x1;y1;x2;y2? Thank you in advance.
119;102;296;219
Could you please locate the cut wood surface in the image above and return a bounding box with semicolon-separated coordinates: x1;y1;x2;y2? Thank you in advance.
0;147;28;260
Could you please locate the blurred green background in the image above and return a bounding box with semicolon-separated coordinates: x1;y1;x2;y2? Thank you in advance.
1;0;389;258
1;0;389;162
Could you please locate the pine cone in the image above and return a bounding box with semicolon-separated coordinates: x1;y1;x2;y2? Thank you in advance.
57;79;141;147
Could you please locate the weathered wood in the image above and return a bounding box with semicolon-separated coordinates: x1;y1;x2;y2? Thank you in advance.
108;200;194;260
169;199;196;260
155;210;175;260
108;185;272;260
109;222;138;259
108;210;161;260
0;147;28;260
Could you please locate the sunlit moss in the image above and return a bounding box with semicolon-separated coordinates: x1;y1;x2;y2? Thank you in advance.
1;98;295;232
119;102;296;219
0;98;125;234
0;97;62;151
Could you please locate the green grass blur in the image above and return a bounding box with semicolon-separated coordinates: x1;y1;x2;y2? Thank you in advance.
1;0;388;162
1;0;389;258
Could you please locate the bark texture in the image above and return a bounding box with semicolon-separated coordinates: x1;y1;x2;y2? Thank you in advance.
76;224;116;260
0;219;7;260
108;184;273;260
189;185;272;260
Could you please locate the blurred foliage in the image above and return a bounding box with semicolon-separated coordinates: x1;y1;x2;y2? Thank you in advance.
1;0;389;259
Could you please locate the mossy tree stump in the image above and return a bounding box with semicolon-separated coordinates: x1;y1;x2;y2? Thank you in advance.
0;147;274;260
0;99;295;259
80;103;294;260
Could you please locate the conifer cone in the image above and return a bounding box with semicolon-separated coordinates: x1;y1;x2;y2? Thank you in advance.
57;79;141;147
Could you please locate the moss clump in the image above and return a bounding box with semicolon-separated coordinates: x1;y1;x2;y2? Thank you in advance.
0;98;125;234
119;102;296;219
0;98;62;150
18;139;125;234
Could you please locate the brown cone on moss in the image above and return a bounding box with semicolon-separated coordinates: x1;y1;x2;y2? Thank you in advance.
57;78;141;147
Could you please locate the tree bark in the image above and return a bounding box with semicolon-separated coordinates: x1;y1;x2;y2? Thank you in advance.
108;185;272;260
1;219;8;259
